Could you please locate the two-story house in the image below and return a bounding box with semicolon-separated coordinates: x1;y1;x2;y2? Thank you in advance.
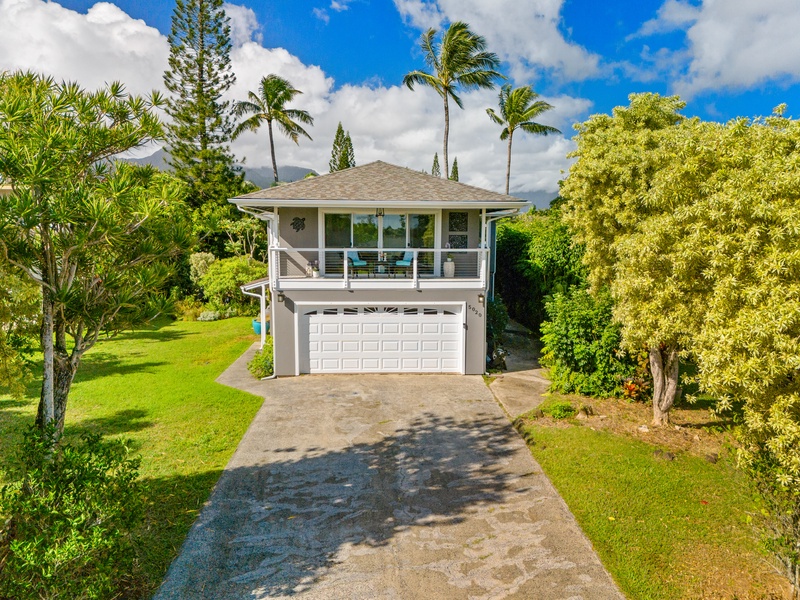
232;161;527;376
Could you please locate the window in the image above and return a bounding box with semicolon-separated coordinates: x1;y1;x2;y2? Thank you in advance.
448;211;468;249
322;212;435;249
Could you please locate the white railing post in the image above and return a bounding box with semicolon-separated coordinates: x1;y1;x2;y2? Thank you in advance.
480;249;488;288
412;250;418;286
343;248;349;288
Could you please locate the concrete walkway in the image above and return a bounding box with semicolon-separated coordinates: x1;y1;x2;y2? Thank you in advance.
154;344;622;600
489;323;552;418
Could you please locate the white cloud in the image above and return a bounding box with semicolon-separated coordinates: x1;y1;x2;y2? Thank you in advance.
393;0;600;83
312;7;329;24
635;0;800;96
0;0;591;195
329;1;351;12
0;0;168;96
223;3;262;47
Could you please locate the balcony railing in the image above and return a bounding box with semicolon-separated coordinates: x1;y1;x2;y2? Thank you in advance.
269;247;488;289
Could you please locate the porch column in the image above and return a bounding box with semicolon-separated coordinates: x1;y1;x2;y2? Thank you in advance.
260;284;267;349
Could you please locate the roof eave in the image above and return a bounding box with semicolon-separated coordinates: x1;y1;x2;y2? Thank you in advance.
230;198;529;210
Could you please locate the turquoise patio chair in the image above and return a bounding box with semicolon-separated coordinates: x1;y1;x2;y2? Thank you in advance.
346;250;370;277
393;251;413;277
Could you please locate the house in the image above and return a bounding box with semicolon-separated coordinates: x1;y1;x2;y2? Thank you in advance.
232;161;527;376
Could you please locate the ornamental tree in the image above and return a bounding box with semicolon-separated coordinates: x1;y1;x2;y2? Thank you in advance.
0;71;192;435
561;94;707;425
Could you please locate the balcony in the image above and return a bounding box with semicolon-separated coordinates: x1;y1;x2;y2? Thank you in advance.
269;247;488;291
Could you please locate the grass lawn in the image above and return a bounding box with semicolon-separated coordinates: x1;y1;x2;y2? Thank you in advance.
0;317;264;598
517;412;790;599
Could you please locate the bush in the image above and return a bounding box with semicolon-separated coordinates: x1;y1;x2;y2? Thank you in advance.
540;287;635;397
495;209;587;332
198;256;267;315
173;297;205;321
0;426;143;599
248;337;274;379
542;400;576;419
197;310;221;322
189;252;216;287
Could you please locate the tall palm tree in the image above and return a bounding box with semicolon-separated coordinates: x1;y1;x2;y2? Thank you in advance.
403;21;502;178
234;74;314;183
487;84;561;194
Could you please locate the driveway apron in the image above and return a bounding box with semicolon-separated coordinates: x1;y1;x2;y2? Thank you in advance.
155;346;623;599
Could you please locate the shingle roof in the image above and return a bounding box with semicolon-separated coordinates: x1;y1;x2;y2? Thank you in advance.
232;161;524;204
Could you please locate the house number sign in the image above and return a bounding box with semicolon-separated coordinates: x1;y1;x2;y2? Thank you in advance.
467;304;483;318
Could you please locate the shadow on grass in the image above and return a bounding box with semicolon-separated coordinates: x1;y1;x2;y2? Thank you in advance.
152;410;519;599
64;408;155;441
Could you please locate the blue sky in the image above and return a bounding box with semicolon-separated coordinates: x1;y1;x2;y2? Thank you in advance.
2;0;799;201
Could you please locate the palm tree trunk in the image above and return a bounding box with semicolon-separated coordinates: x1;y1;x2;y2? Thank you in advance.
443;95;450;178
268;118;279;183
505;130;513;195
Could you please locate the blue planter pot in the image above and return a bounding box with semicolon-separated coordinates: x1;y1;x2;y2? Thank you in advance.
252;319;270;335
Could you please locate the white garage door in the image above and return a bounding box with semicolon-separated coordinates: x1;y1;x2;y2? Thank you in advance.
304;305;463;373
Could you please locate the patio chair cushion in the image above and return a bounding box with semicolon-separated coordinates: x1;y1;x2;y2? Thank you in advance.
346;251;368;267
394;251;413;268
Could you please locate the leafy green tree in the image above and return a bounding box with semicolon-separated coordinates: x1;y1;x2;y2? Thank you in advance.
431;152;441;177
329;122;356;172
560;94;701;425
403;21;502;177
198;256;267;314
450;157;459;181
163;0;243;212
487;84;561;194
0;72;192;434
233;74;314;184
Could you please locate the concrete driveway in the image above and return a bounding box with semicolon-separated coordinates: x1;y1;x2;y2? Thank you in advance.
154;346;622;600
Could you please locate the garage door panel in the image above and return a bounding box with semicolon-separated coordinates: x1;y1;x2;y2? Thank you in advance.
307;306;463;374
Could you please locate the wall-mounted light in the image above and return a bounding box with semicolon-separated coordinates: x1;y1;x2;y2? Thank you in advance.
478;293;485;305
277;291;285;303
375;208;384;217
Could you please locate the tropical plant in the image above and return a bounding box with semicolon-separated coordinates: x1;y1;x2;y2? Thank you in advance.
0;72;192;435
163;0;244;214
248;337;274;379
487;84;561;194
329;122;356;172
403;21;502;177
234;74;314;183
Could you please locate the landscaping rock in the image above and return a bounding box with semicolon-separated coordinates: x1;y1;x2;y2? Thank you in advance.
638;425;649;433
705;453;718;464
654;449;676;461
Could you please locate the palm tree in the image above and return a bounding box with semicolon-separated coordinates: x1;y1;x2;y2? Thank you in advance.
403;21;502;178
487;84;561;194
234;74;314;183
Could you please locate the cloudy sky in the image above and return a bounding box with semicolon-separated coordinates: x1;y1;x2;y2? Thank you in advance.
1;0;798;203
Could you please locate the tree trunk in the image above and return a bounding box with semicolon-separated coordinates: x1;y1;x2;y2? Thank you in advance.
650;345;679;426
443;95;450;178
52;353;79;435
36;290;55;431
268;118;279;183
505;130;513;195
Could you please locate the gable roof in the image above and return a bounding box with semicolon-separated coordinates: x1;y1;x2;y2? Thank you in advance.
231;161;527;209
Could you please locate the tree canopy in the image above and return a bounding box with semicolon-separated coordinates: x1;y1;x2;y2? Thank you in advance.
163;0;243;214
487;84;560;194
0;71;192;434
329;122;355;172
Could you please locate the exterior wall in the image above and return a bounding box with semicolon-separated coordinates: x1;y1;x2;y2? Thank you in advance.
272;288;487;376
277;207;319;276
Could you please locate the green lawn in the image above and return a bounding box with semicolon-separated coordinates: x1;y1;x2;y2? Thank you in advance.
0;317;264;597
518;419;787;599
